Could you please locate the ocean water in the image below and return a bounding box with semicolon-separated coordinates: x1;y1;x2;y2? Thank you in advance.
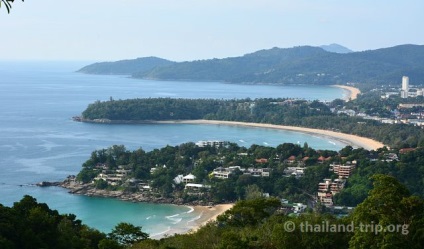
0;61;347;235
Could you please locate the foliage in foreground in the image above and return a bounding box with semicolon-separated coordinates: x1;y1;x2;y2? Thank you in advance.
1;175;423;248
0;196;148;249
0;0;23;13
134;175;424;249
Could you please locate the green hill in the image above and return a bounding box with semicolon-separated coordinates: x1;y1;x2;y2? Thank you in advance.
136;44;424;85
77;56;175;75
78;44;424;85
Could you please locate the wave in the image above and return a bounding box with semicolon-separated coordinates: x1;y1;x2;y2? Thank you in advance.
169;217;183;224
166;213;183;224
186;206;194;213
166;213;180;219
146;215;155;220
239;139;245;143
328;140;336;145
186;212;203;225
263;142;269;145
150;226;171;238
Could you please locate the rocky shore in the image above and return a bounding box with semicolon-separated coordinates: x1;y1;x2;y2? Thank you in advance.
49;176;213;206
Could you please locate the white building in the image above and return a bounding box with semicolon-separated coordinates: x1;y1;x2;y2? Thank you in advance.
182;174;196;184
195;140;227;148
400;90;408;99
212;167;233;179
401;76;409;98
402;76;409;92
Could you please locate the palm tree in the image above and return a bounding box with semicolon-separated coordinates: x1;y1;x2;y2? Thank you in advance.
1;0;23;13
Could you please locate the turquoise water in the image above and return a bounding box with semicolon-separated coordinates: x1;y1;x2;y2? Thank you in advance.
0;61;348;235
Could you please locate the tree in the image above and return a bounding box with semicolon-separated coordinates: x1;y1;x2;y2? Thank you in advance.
217;197;281;227
108;222;149;246
1;0;23;13
244;184;263;200
350;174;424;249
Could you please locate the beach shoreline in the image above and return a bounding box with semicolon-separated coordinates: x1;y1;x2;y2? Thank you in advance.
75;117;385;150
332;85;361;100
190;204;234;231
151;203;234;239
156;120;384;150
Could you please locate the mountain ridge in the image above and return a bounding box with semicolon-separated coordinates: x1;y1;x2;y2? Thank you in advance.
78;44;424;86
320;43;353;53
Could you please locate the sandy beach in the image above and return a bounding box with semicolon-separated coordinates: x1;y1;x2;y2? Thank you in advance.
158;120;385;150
333;85;361;100
151;203;234;239
190;204;234;232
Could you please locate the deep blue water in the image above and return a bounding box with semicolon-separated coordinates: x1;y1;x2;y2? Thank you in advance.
0;61;348;235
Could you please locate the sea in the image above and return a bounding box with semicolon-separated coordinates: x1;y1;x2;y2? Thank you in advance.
0;61;349;237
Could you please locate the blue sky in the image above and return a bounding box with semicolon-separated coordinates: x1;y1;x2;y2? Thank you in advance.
2;0;423;61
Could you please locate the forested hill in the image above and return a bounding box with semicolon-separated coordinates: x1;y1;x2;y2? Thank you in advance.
78;44;424;86
77;56;175;75
79;98;424;148
136;44;424;85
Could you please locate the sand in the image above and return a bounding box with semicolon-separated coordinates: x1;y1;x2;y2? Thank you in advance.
190;204;234;231
157;120;385;150
151;203;234;239
333;85;361;100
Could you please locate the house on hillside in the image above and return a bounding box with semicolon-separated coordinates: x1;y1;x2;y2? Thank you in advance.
182;174;196;184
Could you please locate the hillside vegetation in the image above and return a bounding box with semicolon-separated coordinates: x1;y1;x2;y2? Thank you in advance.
80;97;424;148
78;57;175;75
78;44;424;86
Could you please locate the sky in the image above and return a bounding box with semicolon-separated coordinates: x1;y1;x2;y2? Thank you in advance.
2;0;423;62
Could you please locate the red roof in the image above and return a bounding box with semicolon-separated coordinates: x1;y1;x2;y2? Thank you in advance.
399;148;416;154
255;158;268;163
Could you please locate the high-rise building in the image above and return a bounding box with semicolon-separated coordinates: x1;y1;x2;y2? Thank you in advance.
402;76;409;92
401;76;409;98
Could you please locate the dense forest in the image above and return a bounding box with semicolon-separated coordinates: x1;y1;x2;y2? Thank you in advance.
80;97;424;148
78;44;424;86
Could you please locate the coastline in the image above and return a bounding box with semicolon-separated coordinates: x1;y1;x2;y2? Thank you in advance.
74;117;385;150
332;85;361;100
191;204;234;231
151;204;234;239
59;179;234;239
157;120;385;150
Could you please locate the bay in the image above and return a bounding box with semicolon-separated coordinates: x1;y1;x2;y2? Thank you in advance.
0;61;347;235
